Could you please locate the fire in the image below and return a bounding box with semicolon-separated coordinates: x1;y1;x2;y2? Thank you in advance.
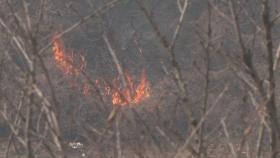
133;70;150;103
83;70;150;106
52;34;89;94
52;33;150;106
52;36;76;75
111;70;150;106
52;34;86;76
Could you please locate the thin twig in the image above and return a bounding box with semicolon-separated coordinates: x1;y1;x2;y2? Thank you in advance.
116;114;122;158
38;0;121;55
173;85;228;158
221;118;237;158
256;123;264;158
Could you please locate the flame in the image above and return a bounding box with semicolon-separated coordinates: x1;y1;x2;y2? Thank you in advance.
52;34;86;76
52;34;90;97
52;36;76;75
111;70;150;106
52;33;150;105
133;70;150;103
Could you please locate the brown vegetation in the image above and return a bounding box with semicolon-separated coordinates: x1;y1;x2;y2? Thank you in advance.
1;0;280;158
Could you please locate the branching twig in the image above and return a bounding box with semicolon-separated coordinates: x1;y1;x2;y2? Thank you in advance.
221;118;237;158
174;85;228;158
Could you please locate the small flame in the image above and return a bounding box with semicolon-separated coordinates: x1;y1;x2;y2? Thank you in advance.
52;34;89;96
52;34;86;76
52;36;76;75
111;70;150;106
133;70;150;103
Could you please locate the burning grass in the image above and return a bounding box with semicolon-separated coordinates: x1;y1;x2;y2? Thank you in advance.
52;35;150;107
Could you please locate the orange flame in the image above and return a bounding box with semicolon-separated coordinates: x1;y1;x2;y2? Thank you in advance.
112;70;150;106
52;34;86;76
52;34;90;96
52;34;150;105
52;36;76;75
